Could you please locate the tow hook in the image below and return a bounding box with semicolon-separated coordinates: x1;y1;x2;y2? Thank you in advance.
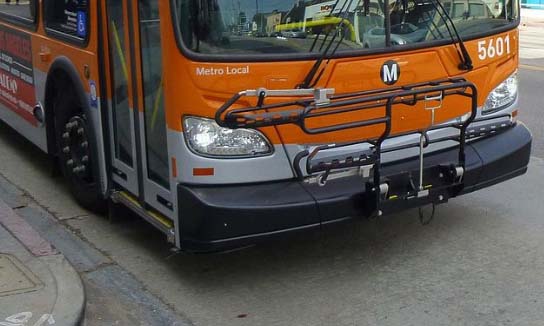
317;170;331;187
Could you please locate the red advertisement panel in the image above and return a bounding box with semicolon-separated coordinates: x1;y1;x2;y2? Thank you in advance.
0;25;36;126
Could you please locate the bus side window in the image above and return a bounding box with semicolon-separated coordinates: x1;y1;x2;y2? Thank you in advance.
0;0;37;24
44;0;89;41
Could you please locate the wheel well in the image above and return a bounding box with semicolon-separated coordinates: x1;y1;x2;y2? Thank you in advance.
44;68;108;210
43;58;107;205
44;69;83;158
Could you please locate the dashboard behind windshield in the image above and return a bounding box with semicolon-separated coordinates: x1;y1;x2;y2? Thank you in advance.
173;0;519;57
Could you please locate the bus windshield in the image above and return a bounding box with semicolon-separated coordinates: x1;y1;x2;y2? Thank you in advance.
173;0;518;56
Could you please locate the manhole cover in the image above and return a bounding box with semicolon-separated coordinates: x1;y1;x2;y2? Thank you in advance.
0;254;42;297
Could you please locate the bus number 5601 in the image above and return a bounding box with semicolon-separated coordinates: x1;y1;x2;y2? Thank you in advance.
478;35;511;61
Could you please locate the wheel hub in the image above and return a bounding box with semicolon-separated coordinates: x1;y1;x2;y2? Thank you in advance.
60;116;92;182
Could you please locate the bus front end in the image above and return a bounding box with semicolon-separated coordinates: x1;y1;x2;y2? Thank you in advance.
166;0;531;252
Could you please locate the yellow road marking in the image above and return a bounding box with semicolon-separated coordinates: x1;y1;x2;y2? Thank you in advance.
519;64;544;72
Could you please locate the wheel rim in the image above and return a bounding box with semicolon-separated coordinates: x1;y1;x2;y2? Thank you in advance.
60;115;93;183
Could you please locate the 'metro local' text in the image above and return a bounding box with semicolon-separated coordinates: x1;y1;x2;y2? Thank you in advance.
196;66;250;76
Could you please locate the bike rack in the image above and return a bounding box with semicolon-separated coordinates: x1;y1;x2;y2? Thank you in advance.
216;78;512;217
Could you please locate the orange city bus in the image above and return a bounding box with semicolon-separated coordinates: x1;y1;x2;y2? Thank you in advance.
0;0;532;252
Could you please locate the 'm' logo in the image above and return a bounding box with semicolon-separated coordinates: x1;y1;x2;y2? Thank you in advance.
381;60;400;85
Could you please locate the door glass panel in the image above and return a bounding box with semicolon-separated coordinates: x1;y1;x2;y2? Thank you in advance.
107;0;133;166
139;0;169;188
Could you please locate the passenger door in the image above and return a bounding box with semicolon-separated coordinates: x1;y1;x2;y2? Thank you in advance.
103;0;173;218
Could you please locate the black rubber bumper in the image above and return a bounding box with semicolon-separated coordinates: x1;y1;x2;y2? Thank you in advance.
178;123;532;252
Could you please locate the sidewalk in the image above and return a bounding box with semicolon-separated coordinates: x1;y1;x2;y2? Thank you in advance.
0;198;85;326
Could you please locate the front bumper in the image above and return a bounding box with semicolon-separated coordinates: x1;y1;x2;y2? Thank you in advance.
178;123;532;252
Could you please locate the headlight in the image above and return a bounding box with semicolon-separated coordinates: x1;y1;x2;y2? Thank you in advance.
483;72;518;113
183;117;272;157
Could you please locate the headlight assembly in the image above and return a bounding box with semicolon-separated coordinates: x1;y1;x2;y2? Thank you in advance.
483;71;518;113
183;117;272;157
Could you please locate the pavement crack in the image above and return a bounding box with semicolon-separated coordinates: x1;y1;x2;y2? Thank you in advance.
60;214;91;222
81;261;118;274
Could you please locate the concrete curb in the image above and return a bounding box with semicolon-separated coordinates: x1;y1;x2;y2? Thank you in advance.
45;255;86;326
0;199;86;326
0;174;190;325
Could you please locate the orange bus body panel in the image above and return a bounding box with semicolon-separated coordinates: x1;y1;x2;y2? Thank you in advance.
161;20;518;146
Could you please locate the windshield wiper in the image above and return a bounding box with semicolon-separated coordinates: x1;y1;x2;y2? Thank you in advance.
300;0;472;90
427;0;473;70
298;0;356;89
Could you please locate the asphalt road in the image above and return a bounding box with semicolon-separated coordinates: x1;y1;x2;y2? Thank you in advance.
0;27;543;326
519;25;544;158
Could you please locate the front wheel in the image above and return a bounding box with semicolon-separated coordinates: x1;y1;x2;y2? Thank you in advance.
56;103;106;213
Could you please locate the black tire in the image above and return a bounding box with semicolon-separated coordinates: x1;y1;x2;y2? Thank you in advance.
54;82;106;213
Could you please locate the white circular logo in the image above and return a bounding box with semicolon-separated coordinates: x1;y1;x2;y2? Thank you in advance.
381;60;400;85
